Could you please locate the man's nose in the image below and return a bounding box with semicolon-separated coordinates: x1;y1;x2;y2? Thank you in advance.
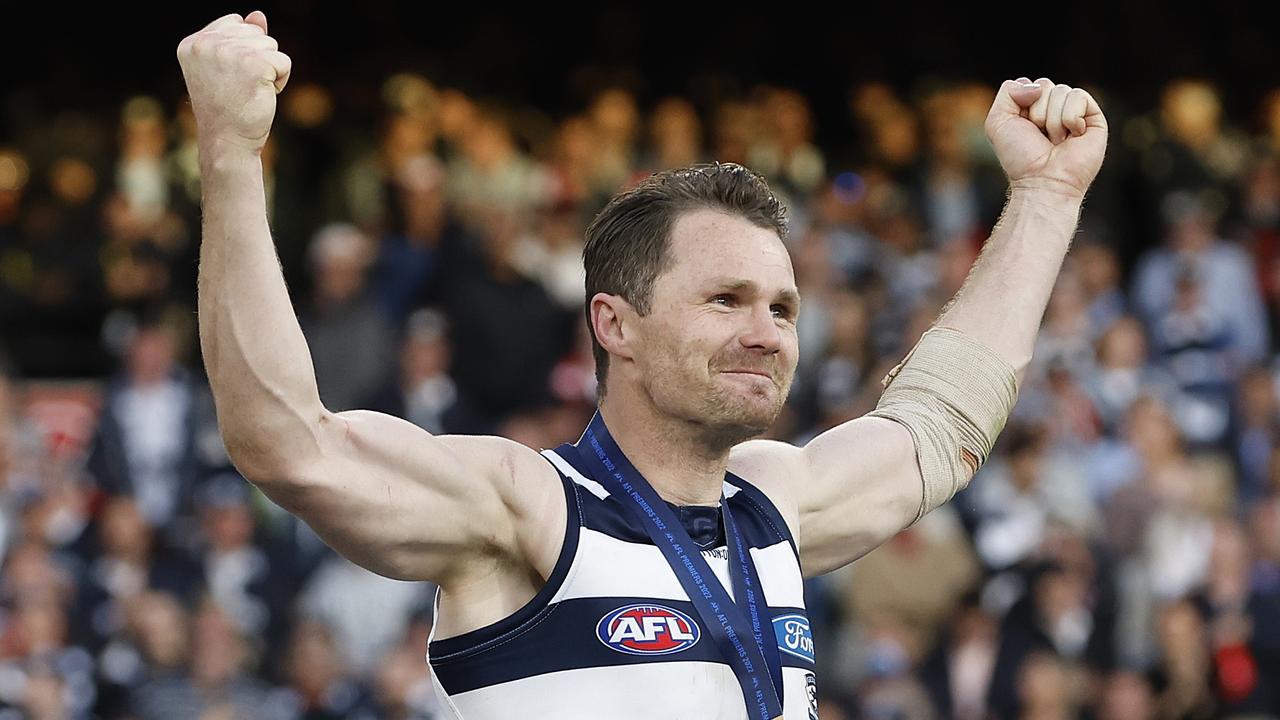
739;304;782;353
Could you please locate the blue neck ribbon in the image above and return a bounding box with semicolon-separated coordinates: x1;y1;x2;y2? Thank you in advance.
574;411;784;719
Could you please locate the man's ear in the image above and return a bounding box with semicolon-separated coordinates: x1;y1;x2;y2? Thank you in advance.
590;292;637;364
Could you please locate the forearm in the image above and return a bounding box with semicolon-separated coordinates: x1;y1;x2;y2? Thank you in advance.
197;140;325;479
865;187;1080;520
935;185;1083;384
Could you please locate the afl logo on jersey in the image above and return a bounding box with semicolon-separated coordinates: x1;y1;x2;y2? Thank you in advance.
596;604;701;655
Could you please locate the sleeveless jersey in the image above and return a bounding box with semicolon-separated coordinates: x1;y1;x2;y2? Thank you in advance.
426;444;819;719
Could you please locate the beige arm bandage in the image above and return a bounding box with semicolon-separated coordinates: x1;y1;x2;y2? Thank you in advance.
866;326;1019;523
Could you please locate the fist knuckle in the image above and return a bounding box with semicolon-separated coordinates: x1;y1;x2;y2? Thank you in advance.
190;35;215;56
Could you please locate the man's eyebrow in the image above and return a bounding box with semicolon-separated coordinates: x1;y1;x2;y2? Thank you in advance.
710;279;755;292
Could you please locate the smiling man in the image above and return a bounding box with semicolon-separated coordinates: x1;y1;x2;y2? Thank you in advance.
179;10;1106;719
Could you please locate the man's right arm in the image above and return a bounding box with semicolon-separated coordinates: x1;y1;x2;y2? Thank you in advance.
180;12;563;584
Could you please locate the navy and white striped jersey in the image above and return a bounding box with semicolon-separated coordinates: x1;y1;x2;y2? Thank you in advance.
426;443;819;719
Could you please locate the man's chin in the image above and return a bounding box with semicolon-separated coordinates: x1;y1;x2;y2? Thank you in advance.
701;399;783;445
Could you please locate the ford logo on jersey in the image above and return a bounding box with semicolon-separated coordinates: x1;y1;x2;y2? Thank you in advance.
773;613;815;663
597;604;701;655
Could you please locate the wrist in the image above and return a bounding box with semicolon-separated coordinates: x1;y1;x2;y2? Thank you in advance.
1008;177;1086;209
1008;180;1085;221
198;135;265;174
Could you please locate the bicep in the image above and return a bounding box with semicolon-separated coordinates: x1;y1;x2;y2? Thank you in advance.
795;416;922;576
264;409;560;583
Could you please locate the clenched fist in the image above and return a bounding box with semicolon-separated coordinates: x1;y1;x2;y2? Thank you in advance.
177;11;291;154
985;78;1108;200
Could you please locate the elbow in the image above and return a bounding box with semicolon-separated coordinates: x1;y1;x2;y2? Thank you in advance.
225;449;321;514
222;428;325;494
224;447;290;487
224;445;304;494
217;404;332;482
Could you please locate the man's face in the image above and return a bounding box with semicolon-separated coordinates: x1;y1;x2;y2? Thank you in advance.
630;209;800;445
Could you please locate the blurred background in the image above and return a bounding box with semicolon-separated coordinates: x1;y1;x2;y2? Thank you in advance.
3;2;1280;718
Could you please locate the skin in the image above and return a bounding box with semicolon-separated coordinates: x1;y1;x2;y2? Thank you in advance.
589;209;801;505
178;12;1106;646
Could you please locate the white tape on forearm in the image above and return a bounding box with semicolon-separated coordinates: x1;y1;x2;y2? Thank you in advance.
867;326;1019;522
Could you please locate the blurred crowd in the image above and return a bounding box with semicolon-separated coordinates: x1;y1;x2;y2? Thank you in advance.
2;68;1280;719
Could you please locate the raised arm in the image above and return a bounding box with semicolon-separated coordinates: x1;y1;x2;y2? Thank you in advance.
178;12;562;583
776;78;1108;576
933;78;1107;382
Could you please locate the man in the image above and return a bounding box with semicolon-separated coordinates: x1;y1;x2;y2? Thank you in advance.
178;11;1106;719
87;314;213;530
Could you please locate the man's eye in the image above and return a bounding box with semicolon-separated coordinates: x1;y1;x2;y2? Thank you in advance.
711;295;735;306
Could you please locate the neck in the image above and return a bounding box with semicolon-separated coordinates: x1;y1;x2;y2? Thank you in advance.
597;392;729;507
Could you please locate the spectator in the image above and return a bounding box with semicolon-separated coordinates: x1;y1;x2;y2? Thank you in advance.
1013;652;1079;720
364;309;479;435
510;202;586;312
297;554;433;677
587;88;641;197
838;509;981;661
299;224;395;413
445;109;549;225
0;598;96;717
749;88;825;199
94;591;189;717
86;313;215;529
1149;269;1236;446
342;74;440;232
1133;190;1269;365
1085;316;1178;436
1152;599;1215;720
129;601;282;720
278;620;374;719
1030;270;1096;383
913;85;1004;249
1234;366;1279;504
972;422;1093;571
190;476;274;639
646;97;704;172
1096;670;1157;720
71;496;197;650
428;208;574;423
370;645;442;720
920;599;1000;720
371;155;456;328
1073;239;1129;340
852;617;937;720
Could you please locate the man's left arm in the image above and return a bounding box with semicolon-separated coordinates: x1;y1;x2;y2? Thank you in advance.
781;78;1108;577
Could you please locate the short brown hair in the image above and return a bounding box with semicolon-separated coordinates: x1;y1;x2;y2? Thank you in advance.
582;162;789;393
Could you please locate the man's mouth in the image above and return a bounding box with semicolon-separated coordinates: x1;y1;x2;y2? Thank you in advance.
721;369;773;379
